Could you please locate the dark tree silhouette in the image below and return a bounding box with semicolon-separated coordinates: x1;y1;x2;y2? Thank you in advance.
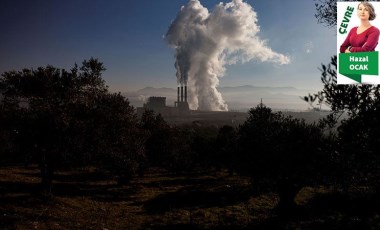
315;57;380;191
1;65;86;192
140;109;171;169
300;92;325;111
140;110;197;173
92;93;144;184
0;58;141;191
189;125;218;169
216;125;238;175
320;56;380;116
162;127;194;173
0;103;17;163
314;0;371;28
237;103;329;213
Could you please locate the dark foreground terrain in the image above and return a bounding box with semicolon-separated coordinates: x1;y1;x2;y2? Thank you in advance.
1;166;379;230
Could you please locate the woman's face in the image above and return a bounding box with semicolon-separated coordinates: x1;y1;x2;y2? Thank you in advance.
357;4;370;20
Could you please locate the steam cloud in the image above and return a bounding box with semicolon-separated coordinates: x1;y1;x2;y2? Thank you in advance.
166;0;290;111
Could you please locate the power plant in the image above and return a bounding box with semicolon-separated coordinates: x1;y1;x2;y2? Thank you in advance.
137;84;189;117
134;83;249;127
175;84;189;113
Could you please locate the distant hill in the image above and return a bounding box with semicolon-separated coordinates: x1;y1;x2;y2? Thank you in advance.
219;85;298;93
136;87;176;95
119;85;320;111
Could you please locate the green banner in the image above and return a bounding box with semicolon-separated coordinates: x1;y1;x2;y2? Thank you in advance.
339;51;379;83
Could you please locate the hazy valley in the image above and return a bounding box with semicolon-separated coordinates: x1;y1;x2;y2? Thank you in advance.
121;85;319;112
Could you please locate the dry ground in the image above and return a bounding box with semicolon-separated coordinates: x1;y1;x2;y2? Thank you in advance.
0;166;379;230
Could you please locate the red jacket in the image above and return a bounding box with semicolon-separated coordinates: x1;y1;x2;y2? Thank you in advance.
340;26;380;53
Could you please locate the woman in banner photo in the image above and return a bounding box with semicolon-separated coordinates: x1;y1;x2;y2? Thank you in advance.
340;2;380;53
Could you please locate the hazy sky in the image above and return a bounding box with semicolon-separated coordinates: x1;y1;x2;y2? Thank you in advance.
0;0;336;93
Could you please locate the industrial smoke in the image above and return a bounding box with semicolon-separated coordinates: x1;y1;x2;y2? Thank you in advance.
166;0;290;111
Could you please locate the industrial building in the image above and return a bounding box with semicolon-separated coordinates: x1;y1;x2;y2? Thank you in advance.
136;86;190;117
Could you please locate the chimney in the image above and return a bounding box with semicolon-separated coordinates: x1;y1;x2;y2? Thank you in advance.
177;86;180;103
185;85;187;102
181;85;184;102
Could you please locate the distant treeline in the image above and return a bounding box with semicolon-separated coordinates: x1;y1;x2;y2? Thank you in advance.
1;57;380;212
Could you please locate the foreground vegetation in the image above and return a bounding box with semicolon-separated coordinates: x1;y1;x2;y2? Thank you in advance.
2;165;380;230
2;57;380;229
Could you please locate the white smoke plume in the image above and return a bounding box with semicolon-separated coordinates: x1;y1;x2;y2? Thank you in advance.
165;0;290;111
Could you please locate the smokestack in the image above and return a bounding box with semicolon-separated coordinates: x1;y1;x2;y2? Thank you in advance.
185;85;187;102
181;85;184;102
165;0;290;111
177;86;180;103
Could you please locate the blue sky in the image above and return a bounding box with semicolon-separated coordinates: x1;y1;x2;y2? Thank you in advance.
0;0;336;92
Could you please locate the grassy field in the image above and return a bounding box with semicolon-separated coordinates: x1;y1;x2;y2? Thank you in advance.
1;166;379;230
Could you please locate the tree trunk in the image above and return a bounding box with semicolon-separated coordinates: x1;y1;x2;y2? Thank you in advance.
277;181;301;215
39;152;54;195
